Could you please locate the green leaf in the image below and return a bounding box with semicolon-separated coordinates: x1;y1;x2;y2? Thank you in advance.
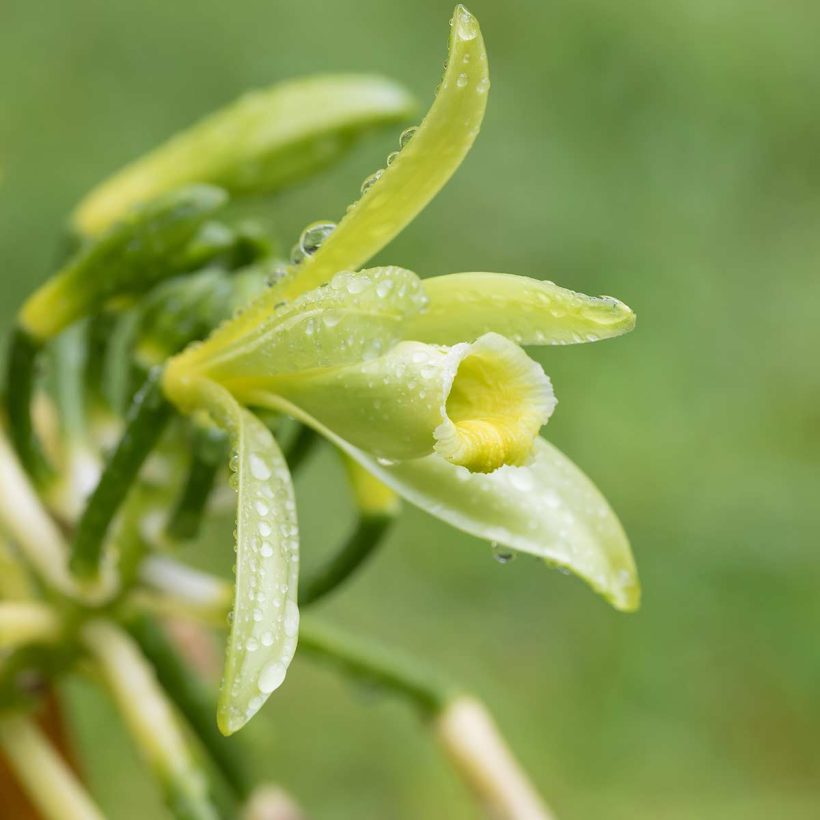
182;380;299;736
20;185;227;341
277;4;489;300
73;75;416;236
296;414;639;612
406;272;637;345
164;267;427;404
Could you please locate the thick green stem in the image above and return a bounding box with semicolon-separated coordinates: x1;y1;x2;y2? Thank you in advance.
300;513;394;606
69;369;172;580
5;325;51;485
165;426;226;542
298;620;452;716
127;613;253;801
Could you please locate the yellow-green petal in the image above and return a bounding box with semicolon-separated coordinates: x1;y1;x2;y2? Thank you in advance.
303;418;639;612
258;333;554;471
276;5;489;300
164;268;427;402
406;272;636;346
73;75;416;236
179;380;299;736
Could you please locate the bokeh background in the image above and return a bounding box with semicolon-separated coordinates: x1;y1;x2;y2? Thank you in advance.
2;0;819;817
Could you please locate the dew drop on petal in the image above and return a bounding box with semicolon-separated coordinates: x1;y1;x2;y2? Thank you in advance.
258;661;287;694
249;454;271;480
399;126;418;149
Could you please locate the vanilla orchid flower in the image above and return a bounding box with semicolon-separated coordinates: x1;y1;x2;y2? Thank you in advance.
158;5;639;735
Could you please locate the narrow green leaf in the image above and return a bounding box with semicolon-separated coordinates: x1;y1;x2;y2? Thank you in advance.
73;75;416;236
183;380;299;736
406;272;637;345
276;4;489;300
20;185;226;341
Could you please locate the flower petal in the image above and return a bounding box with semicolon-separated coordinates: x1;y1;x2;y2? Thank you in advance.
73;75;417;236
298;414;639;611
278;5;489;300
251;334;554;470
164;267;427;401
406;272;636;346
181;380;299;736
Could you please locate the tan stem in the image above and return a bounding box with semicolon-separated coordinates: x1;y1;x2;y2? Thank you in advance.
435;696;556;820
0;715;104;820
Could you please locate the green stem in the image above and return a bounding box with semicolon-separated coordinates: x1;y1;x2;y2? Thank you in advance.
5;325;51;485
69;369;172;580
165;426;227;542
127;614;253;801
298;620;453;716
83;312;119;412
300;513;394;606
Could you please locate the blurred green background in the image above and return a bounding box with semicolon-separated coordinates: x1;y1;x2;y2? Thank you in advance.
2;0;819;817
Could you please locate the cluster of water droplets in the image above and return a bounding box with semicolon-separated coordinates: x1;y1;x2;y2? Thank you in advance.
219;415;302;732
355;125;418;205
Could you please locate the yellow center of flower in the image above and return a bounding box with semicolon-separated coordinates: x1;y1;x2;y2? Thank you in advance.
434;333;555;473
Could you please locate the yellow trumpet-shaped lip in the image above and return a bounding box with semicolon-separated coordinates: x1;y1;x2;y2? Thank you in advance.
434;333;556;473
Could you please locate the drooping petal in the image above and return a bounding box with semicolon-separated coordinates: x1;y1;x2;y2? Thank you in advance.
248;333;555;471
179;380;299;735
406;272;636;346
294;412;639;611
275;5;489;300
20;186;227;342
73;75;417;236
164;268;427;402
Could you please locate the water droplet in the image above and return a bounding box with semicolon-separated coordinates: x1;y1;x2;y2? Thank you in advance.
456;73;468;89
258;661;286;694
491;543;516;564
399;126;417;149
289;243;305;265
249;455;271;481
299;221;336;256
360;169;384;195
386;150;400;166
454;8;479;41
